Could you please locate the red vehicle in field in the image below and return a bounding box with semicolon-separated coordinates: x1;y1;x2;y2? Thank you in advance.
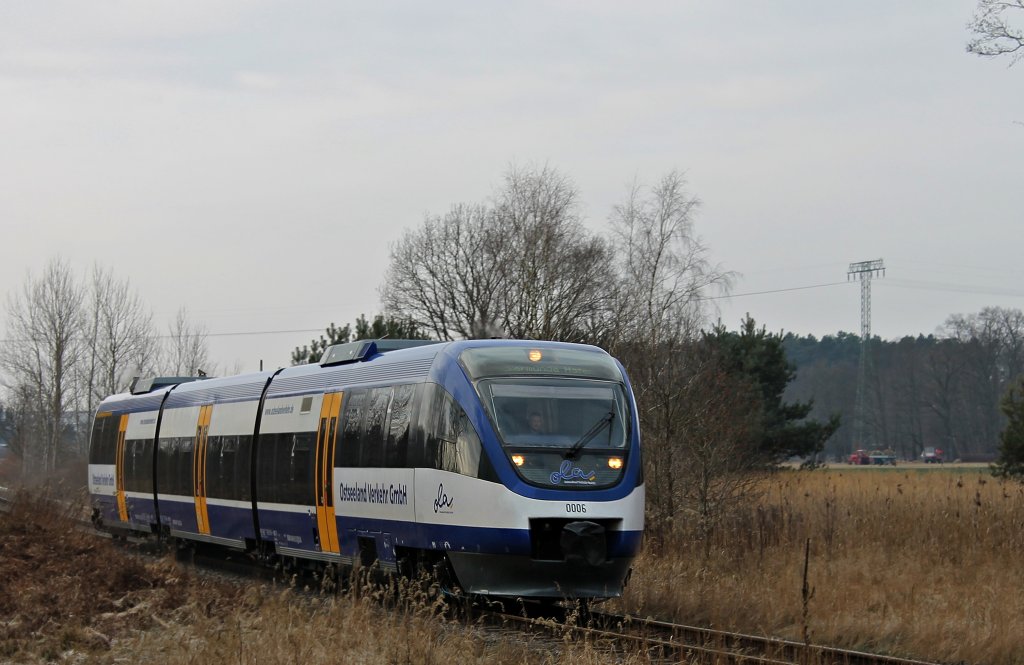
848;448;897;465
920;447;944;463
848;449;871;465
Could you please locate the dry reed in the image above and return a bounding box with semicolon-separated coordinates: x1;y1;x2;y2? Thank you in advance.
617;467;1024;664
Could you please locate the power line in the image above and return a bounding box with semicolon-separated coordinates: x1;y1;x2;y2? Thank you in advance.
698;280;851;301
0;327;325;345
882;278;1024;299
1;277;1018;345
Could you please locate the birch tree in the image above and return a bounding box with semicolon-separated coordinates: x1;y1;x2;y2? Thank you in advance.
77;266;158;438
161;306;213;377
0;258;83;475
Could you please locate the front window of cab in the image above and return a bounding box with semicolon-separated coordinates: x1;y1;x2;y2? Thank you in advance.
460;346;632;489
478;380;629;450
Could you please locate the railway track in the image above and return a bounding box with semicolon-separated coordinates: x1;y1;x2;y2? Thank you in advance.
477;604;944;665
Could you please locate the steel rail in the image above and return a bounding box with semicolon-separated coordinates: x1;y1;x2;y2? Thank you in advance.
481;605;945;665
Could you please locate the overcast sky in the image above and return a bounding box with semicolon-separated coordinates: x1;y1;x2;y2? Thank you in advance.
2;1;1022;374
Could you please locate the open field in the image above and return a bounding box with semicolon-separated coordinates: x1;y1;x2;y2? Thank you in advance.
3;467;1021;664
616;467;1024;664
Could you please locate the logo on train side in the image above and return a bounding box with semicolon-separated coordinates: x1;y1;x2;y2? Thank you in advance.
91;472;115;488
433;483;454;514
550;460;596;485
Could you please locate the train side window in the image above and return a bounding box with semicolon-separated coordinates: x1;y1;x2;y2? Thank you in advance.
207;436;237;497
454;404;482;477
175;437;193;496
207;435;247;500
438;392;480;476
124;439;137;491
418;384;444;471
124;439;151;493
287;432;315;505
338;390;366;468
405;385;428;469
206;436;223;498
385;384;415;468
89;415;118;465
256;432;279;503
418;383;482;477
257;431;317;506
234;436;252;501
165;436;186;496
361;387;392;468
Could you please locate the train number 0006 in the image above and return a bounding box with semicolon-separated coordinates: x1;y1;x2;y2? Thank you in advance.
565;503;587;514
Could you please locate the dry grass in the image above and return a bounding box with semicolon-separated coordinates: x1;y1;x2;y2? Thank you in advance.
99;582;644;665
617;467;1024;664
0;489;642;665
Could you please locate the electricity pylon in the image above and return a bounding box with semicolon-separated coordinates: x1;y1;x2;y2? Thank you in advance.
847;259;885;451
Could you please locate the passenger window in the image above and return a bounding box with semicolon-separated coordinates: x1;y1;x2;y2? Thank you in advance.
361;387;392;468
89;415;119;465
338;390;366;467
418;383;482;477
385;384;415;467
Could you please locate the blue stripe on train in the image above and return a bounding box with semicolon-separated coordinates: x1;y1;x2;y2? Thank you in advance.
255;506;642;560
92;494;119;526
156;499;256;542
158;497;198;532
124;495;157;528
206;502;256;540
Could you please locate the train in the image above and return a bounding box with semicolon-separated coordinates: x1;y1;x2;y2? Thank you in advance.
88;338;645;599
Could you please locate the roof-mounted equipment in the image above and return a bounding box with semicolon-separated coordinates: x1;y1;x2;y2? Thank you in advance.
319;339;441;367
129;376;208;395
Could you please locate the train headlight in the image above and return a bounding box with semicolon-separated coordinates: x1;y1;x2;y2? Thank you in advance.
528;349;543;362
607;456;623;470
512;454;526;467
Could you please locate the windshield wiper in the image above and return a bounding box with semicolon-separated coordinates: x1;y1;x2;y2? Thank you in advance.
564;412;614;460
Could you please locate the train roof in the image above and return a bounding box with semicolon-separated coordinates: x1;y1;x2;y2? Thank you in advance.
98;339;615;412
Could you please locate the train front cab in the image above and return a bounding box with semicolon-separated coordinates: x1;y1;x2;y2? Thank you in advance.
422;341;645;599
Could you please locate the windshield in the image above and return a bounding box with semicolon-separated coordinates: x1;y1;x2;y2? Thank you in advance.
477;378;629;450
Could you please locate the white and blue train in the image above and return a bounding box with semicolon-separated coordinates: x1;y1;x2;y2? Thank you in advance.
88;339;644;598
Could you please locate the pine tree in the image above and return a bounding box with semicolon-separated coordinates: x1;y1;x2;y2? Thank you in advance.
994;376;1024;480
703;315;840;464
290;314;431;365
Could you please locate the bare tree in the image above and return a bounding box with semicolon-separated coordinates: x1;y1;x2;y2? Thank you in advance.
938;307;1024;456
0;258;84;475
674;349;765;555
0;383;35;463
383;203;506;340
603;172;737;546
494;164;615;342
968;0;1024;64
383;164;615;342
161;306;212;376
78;265;158;428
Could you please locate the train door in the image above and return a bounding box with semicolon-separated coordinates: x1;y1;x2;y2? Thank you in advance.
115;414;129;522
192;404;213;535
315;392;343;554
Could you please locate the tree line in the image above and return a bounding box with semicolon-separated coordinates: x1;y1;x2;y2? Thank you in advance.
783;306;1024;463
0;259;215;476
